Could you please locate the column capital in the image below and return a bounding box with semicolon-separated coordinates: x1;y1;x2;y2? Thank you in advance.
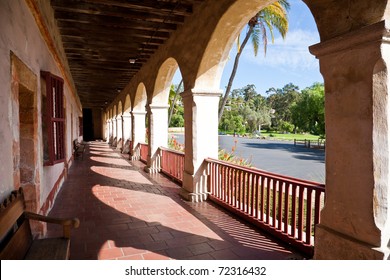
146;104;170;110
181;88;222;99
310;20;390;58
131;111;146;116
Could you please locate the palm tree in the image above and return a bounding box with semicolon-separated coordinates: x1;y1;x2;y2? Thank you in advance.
218;0;290;123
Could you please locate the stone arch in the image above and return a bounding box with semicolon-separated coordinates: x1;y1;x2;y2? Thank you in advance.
116;100;124;149
117;101;123;117
111;104;118;146
122;94;132;151
133;83;147;112
304;0;389;41
151;57;180;105
124;94;131;113
194;0;275;90
113;104;117;118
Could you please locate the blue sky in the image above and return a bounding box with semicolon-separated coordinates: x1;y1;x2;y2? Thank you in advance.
220;0;322;95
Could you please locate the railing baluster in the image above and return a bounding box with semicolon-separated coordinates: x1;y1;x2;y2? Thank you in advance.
291;184;297;238
272;179;277;227
212;162;217;197
242;171;246;212
298;185;304;241
238;169;243;211
277;181;283;230
254;175;262;219
284;182;290;234
251;174;255;216
314;189;322;226
266;178;271;224
178;158;326;257
306;188;313;244
260;176;265;221
245;172;250;214
228;166;233;205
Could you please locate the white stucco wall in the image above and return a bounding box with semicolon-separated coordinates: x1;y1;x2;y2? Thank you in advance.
0;0;81;208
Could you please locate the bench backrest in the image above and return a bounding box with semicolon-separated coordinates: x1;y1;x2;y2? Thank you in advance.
0;189;33;259
73;139;78;149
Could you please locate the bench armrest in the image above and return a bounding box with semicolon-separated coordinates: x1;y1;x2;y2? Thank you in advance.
25;211;80;238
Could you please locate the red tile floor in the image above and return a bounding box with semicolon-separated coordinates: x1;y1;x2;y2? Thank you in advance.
47;141;303;260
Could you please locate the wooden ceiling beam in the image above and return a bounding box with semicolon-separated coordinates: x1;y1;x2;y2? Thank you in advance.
49;0;205;107
58;25;170;40
61;34;165;46
51;1;186;23
81;0;194;15
55;12;178;32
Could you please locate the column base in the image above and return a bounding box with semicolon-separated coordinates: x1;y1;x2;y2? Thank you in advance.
144;154;161;174
130;155;140;161
314;224;389;259
144;166;160;174
180;170;209;202
180;188;208;202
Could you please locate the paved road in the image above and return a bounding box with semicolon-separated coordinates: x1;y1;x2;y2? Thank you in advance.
171;134;325;184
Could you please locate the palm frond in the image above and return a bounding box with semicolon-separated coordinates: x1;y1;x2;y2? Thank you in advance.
247;0;289;56
251;27;260;56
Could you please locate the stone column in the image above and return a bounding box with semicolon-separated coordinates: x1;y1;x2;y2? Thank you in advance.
116;115;123;150
122;113;132;154
112;117;118;147
310;21;390;260
181;89;221;202
144;104;169;173
122;113;132;141
130;111;146;160
103;119;108;142
108;119;113;144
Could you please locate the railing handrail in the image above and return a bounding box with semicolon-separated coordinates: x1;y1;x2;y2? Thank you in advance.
159;146;185;183
159;146;185;156
205;157;325;191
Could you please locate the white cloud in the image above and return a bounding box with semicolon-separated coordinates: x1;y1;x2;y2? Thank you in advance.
242;29;320;71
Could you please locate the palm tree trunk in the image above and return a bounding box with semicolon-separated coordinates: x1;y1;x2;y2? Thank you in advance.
218;25;255;123
168;79;183;126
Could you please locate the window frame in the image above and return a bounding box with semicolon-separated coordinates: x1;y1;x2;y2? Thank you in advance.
41;71;66;166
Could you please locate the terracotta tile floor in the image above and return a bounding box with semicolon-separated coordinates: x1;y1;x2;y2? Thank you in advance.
47;141;303;260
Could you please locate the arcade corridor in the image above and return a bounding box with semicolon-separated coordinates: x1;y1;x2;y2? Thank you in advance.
47;141;302;260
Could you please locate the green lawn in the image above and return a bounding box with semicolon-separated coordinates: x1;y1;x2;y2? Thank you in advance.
220;130;322;141
257;131;321;141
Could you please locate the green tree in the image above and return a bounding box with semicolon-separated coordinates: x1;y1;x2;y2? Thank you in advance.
219;85;272;133
218;1;290;122
168;82;184;127
266;82;300;129
291;82;325;135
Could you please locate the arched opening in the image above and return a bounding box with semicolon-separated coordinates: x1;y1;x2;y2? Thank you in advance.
112;105;117;147
116;101;123;150
169;68;185;151
216;1;324;183
131;83;147;160
144;58;181;172
122;94;132;154
179;0;327;253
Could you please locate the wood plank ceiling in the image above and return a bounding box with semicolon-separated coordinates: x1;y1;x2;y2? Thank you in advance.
50;0;205;109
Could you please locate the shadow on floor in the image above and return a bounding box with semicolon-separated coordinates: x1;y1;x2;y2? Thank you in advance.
47;141;302;260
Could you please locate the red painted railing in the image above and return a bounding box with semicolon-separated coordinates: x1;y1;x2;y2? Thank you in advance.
205;158;325;257
139;143;148;163
160;147;185;183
